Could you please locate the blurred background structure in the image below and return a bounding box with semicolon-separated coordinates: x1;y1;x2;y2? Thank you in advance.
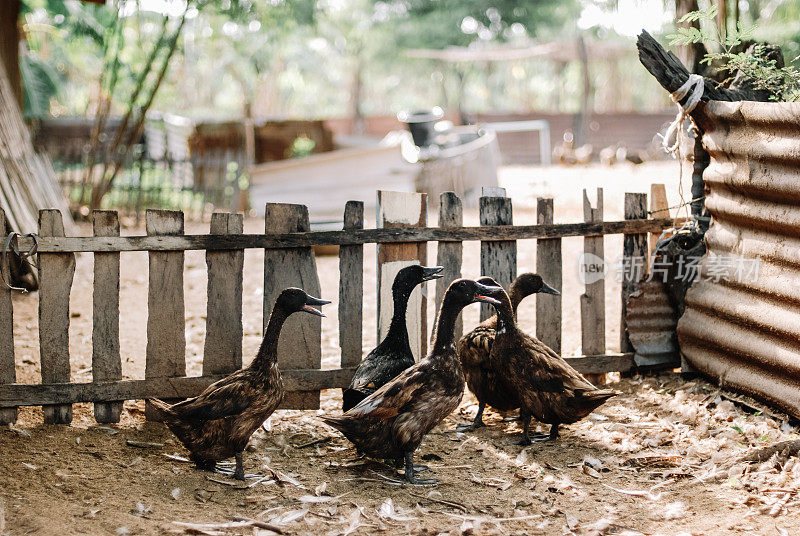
1;0;800;221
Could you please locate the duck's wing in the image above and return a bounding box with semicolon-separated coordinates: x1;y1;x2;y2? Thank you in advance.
346;363;429;419
516;336;596;393
171;371;254;422
348;347;413;392
457;318;497;369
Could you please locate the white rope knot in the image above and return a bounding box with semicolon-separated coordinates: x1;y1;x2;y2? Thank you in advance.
661;73;705;154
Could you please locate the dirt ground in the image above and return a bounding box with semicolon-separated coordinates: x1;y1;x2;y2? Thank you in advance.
5;163;800;535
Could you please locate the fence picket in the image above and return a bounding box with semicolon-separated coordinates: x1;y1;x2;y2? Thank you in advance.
376;191;428;360
0;209;17;424
145;209;186;420
479;187;516;321
339;201;364;369
435;192;463;341
580;188;605;384
204;213;244;375
38;209;75;424
621;193;649;355
92;210;122;423
536;198;562;353
264;203;322;409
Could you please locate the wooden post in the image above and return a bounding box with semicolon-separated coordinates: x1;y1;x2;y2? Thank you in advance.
264;203;322;409
621;193;649;354
0;208;17;424
580;189;605;385
92;210;122;423
376;191;427;360
204;213;244;375
649;184;669;265
435;192;463;341
38;209;75;424
339;201;364;370
536;198;562;353
145;210;186;420
479;187;516;321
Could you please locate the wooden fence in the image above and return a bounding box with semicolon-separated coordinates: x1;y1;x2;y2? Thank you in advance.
0;188;672;425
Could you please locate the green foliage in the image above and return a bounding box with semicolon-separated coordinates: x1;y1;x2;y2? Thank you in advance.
289;135;316;158
19;52;63;118
667;7;800;102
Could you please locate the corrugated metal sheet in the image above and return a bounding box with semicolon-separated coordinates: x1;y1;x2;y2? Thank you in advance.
677;100;800;417
627;280;680;368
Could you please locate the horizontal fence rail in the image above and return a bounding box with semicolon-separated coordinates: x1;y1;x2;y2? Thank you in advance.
13;218;673;253
0;188;674;425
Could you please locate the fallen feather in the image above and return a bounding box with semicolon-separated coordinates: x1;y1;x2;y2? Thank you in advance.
377;498;416;522
601;483;662;500
269;509;308;525
164;453;191;463
171;488;180;500
126;440;164;449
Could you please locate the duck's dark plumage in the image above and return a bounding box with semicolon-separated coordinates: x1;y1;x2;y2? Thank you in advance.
457;273;560;429
342;265;443;411
483;284;617;444
323;278;502;485
149;288;329;479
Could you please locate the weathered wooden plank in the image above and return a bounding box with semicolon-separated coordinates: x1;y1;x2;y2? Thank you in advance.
14;218;677;253
479;189;516;321
0;351;635;408
376;191;428;360
92;210;122;423
145;209;186;421
0;209;17;424
649;184;669;264
339;201;364;369
535;198;562;353
621;193;649;354
0;367;359;407
264;203;322;409
435;192;463;341
203;213;244;375
38;209;75;424
580;189;605;385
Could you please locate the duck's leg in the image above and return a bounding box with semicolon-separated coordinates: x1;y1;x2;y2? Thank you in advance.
530;422;560;442
456;401;486;432
514;412;533;446
404;451;438;486
233;452;245;481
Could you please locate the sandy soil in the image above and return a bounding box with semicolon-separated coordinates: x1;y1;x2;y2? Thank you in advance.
5;162;799;535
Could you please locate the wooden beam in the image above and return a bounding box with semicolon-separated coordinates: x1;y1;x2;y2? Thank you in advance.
38;209;75;424
145;210;185;420
0;352;634;408
13;218;676;253
435;192;463;341
0;208;17;424
0;0;22;109
479;188;516;321
338;201;364;369
264;203;322;409
92;210;122;423
535;198;562;353
580;189;605;385
621;193;649;354
0;368;359;407
203;213;244;375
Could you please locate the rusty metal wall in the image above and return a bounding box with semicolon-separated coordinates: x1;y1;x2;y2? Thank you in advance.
677;100;800;417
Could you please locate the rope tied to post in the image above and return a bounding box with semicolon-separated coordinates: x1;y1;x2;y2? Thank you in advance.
661;74;704;154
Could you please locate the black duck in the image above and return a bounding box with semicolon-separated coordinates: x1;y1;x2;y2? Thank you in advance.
149;288;329;480
482;284;617;445
342;265;443;411
323;278;502;485
456;273;559;431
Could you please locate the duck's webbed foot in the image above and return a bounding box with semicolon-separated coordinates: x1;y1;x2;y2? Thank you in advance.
456;402;486;432
392;457;430;473
404;451;438;486
233;452;245;481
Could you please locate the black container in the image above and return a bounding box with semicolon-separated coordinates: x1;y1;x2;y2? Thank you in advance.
397;107;444;147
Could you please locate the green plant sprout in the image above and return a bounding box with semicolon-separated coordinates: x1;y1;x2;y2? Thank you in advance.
666;7;800;102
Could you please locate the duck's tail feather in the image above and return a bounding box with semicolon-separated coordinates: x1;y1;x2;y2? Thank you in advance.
147;398;176;420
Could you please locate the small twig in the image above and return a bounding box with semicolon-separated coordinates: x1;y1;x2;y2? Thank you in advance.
408;492;468;513
206;476;247;488
228;517;284;533
126;440;164;449
293;437;332;449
